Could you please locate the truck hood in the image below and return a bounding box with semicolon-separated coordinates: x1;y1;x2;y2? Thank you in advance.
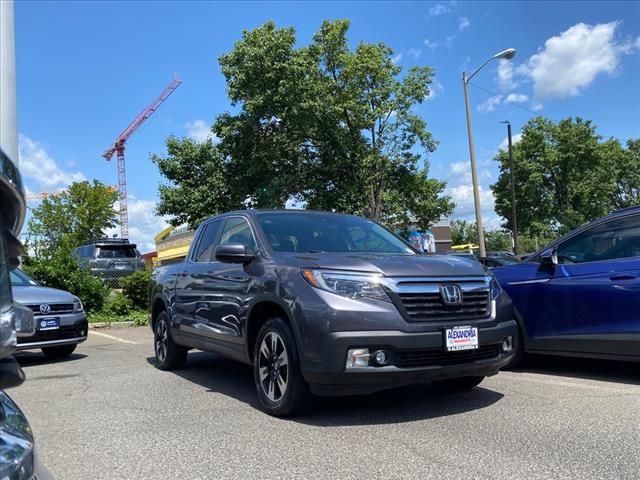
12;285;77;304
275;252;487;277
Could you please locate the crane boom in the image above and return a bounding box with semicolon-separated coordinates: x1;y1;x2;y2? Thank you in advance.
102;77;182;239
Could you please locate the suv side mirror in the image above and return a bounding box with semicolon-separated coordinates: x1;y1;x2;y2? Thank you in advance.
539;249;558;269
215;244;256;264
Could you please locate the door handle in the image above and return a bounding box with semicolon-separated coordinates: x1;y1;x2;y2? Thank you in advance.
610;274;636;281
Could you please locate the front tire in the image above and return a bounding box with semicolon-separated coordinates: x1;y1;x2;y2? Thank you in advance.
41;344;77;359
433;376;485;391
253;317;310;417
154;311;187;371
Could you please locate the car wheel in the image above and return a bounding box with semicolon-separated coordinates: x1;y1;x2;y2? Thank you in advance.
154;311;187;371
253;317;310;417
41;344;77;359
433;376;485;391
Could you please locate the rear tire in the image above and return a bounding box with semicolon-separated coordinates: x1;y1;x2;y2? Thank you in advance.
154;311;187;371
253;317;310;417
433;376;485;391
41;344;77;359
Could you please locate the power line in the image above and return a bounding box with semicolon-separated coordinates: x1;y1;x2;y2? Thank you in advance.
469;82;543;116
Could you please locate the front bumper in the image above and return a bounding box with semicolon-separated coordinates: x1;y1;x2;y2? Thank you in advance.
302;319;517;395
16;314;88;351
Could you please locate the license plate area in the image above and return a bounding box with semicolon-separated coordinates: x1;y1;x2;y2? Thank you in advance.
38;317;60;331
445;326;478;351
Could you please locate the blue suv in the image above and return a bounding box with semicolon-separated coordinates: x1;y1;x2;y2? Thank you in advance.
492;206;640;364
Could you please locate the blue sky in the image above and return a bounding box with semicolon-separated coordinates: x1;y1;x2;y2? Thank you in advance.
15;0;640;250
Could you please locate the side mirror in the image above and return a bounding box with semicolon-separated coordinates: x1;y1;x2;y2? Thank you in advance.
215;244;256;264
539;249;558;268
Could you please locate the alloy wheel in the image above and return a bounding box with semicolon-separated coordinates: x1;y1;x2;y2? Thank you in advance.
155;318;168;363
258;331;289;402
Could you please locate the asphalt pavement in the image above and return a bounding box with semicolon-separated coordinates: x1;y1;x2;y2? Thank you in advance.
8;327;640;480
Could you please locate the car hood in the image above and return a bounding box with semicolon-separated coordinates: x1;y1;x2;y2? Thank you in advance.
12;285;77;304
275;252;487;277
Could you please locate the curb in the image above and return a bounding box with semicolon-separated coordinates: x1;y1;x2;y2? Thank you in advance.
89;321;136;329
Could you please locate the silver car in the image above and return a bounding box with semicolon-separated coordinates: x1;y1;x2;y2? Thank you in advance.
11;269;88;358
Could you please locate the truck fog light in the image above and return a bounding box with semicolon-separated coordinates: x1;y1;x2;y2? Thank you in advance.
346;348;370;368
373;350;389;366
501;336;513;353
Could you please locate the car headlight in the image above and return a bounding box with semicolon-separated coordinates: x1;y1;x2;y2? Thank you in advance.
301;269;390;302
73;298;84;312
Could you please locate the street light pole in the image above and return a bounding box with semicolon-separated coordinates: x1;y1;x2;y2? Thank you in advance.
462;48;516;259
462;71;486;258
504;121;519;254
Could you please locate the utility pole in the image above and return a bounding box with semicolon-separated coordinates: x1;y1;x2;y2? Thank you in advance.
501;121;518;254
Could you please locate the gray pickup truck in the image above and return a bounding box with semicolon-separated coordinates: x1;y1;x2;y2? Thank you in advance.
149;210;517;416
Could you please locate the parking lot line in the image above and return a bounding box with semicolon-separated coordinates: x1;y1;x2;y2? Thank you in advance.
90;330;139;345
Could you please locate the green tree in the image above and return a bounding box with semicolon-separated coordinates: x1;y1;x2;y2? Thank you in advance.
27;180;119;258
451;220;477;245
155;20;453;230
152;136;231;228
492;117;639;236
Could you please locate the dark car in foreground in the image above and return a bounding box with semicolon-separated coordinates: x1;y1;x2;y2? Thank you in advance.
150;210;517;416
11;269;88;358
74;237;144;285
493;206;640;364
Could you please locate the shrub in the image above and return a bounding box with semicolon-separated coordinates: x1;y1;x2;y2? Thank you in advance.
119;270;152;310
104;292;134;316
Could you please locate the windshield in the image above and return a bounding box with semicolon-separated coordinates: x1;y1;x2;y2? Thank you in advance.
97;246;139;259
9;269;38;287
257;212;415;254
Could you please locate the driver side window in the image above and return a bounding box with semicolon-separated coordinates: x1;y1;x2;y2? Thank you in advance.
556;214;640;264
219;217;257;252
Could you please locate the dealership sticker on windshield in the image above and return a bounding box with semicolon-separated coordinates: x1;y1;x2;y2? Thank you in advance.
445;326;478;351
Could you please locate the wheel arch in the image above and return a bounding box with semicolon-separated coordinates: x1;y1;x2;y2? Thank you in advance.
245;298;297;364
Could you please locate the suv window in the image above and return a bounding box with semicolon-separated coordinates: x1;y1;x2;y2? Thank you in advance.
193;220;222;262
556;214;640;264
219;217;257;251
96;245;139;259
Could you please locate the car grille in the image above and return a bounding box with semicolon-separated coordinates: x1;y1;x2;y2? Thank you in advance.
395;344;500;368
26;303;75;316
398;290;490;322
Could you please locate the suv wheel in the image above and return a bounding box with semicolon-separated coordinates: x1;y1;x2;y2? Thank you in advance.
41;344;77;359
253;317;310;417
433;376;485;391
154;311;187;370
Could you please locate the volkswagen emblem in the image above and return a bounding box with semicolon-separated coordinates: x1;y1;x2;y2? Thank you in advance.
39;304;51;315
440;284;463;306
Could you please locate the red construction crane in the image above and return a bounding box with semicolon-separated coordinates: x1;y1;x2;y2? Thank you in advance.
103;77;182;239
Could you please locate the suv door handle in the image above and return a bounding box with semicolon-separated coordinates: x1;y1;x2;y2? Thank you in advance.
610;274;636;281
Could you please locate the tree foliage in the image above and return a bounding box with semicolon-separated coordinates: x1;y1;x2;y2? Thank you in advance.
154;20;453;230
450;220;514;252
492;117;640;236
27;180;119;258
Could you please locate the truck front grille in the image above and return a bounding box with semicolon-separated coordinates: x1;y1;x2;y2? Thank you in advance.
397;290;490;322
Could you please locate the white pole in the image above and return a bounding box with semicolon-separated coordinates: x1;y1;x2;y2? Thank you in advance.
0;0;18;164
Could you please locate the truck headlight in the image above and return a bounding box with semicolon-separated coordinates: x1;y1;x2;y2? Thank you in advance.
73;298;84;312
302;269;390;302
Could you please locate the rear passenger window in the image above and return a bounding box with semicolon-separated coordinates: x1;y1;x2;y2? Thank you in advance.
193;220;222;262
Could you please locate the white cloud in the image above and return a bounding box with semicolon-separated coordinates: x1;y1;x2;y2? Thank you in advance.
636;35;640;50
428;2;454;16
424;39;439;51
458;17;470;31
531;102;544;111
449;183;496;218
477;95;503;113
505;93;529;103
497;60;518;91
391;53;403;64
445;35;456;48
498;132;522;151
427;78;445;100
19;134;86;191
407;48;421;60
184;119;214;142
527;22;635;100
